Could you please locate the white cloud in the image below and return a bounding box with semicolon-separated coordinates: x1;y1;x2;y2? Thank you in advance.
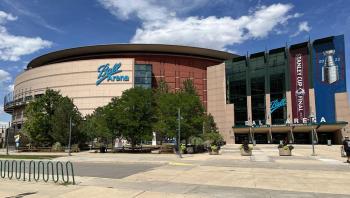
0;69;12;93
7;84;14;91
0;11;17;24
291;21;311;37
99;1;300;50
0;69;11;83
0;10;52;61
0;121;9;128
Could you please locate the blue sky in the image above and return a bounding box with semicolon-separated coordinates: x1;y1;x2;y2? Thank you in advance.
0;0;350;125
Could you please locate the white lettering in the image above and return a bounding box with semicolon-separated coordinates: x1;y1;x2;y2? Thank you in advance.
302;118;308;124
293;118;299;124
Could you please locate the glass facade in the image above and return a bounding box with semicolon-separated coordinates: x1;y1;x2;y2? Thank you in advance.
249;53;266;124
226;49;288;127
134;64;152;88
226;57;247;126
268;48;287;124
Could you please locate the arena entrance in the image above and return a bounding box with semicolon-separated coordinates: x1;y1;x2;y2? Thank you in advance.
254;133;268;144
235;133;249;144
293;132;311;144
271;132;288;144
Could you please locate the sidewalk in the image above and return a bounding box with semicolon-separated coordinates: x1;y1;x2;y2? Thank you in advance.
0;144;349;197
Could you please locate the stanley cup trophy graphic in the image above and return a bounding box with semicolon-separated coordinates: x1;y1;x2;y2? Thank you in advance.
322;49;339;84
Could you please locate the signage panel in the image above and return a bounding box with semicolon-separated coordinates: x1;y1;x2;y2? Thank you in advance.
313;35;346;123
289;46;310;124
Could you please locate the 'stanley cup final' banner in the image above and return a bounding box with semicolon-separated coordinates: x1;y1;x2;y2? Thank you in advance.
290;45;310;124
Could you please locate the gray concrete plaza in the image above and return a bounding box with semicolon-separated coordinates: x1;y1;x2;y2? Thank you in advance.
0;144;350;197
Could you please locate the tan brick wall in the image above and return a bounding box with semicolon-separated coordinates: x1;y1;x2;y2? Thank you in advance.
207;63;235;143
335;92;350;139
14;58;134;116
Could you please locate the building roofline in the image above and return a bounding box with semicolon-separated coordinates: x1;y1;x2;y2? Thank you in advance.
27;44;237;69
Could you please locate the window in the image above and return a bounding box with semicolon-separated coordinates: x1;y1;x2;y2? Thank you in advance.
134;64;152;88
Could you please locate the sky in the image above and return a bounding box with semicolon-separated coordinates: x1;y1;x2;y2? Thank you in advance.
0;0;350;126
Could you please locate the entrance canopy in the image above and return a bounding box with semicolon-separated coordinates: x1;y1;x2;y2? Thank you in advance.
232;121;347;134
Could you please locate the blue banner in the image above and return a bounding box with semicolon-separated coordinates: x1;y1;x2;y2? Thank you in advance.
312;35;346;123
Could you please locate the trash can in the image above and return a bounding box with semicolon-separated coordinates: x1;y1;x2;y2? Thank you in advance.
327;140;331;146
253;140;256;146
100;146;107;153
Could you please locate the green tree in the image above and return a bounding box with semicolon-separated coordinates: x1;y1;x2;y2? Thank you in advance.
23;89;82;146
182;79;197;95
51;97;83;146
177;91;205;143
203;113;219;133
115;87;156;147
154;79;205;144
153;92;178;142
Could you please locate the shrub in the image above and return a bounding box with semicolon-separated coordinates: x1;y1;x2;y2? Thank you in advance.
202;132;223;146
278;144;294;151
189;136;204;146
71;144;80;152
180;143;186;152
240;144;253;151
210;145;218;152
51;142;63;152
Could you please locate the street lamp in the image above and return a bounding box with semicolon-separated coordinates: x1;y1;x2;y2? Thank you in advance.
309;112;316;156
68;116;72;156
177;108;182;158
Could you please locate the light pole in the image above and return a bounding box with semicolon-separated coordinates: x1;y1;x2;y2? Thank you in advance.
309;113;316;156
68;116;72;156
177;108;182;158
6;122;10;155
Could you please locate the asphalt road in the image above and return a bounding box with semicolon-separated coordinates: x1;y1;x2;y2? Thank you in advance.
73;162;163;179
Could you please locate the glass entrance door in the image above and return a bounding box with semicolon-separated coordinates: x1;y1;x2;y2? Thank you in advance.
255;133;268;144
293;132;311;144
235;133;249;144
272;133;288;144
318;132;335;144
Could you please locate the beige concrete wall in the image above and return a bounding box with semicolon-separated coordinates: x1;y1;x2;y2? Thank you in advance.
265;94;271;124
309;88;316;116
207;63;235;143
335;92;350;140
14;58;134;116
286;91;292;121
247;96;252;125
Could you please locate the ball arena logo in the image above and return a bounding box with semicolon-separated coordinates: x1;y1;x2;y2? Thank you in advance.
96;63;129;86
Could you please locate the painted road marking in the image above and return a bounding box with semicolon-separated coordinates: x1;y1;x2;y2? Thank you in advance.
169;162;193;166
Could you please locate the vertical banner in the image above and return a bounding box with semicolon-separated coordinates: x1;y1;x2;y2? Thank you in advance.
313;35;346;123
289;45;310;124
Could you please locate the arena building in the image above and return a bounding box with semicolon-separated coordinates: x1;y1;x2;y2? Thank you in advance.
3;44;235;128
4;35;350;144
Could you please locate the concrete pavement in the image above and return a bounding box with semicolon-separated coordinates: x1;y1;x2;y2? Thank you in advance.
0;144;349;197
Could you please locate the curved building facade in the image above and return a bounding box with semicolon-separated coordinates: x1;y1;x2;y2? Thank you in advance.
4;44;235;127
4;36;350;145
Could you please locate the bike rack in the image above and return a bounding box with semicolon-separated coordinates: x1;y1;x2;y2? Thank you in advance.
0;160;75;184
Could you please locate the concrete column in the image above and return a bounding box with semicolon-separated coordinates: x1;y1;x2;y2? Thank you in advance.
309;88;316;117
247;96;252;124
286;91;292;121
265;93;271;124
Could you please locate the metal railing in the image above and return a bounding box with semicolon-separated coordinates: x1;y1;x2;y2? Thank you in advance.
0;160;75;184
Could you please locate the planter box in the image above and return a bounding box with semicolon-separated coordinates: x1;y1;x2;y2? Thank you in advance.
240;149;252;156
279;148;292;156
